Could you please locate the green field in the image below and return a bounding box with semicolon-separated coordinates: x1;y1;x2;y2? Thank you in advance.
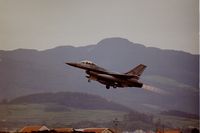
154;114;199;128
0;103;198;131
0;103;127;128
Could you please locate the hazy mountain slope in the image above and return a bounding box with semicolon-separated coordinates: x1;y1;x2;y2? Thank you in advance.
0;37;198;114
9;92;131;111
160;110;199;119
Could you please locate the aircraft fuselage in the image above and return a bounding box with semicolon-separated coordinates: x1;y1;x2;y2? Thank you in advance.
87;71;143;88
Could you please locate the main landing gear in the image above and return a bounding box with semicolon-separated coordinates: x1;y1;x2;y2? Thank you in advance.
106;85;110;89
113;84;117;88
106;84;117;89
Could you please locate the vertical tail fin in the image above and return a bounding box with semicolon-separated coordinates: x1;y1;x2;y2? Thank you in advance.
125;64;147;76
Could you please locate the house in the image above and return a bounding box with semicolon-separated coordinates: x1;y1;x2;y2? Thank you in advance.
74;129;84;132
19;125;50;133
82;128;114;133
53;128;74;133
156;129;181;133
133;129;146;133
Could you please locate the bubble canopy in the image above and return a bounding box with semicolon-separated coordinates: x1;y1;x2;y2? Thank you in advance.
80;60;96;65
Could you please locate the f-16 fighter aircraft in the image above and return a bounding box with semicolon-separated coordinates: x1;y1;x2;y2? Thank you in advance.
66;60;146;89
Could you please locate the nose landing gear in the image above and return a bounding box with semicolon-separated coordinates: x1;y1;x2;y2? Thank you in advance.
86;75;91;82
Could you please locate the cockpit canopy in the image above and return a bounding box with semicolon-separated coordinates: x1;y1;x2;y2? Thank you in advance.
81;60;96;65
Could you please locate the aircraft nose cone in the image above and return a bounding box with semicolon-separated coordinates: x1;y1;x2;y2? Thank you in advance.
65;62;77;67
66;62;73;65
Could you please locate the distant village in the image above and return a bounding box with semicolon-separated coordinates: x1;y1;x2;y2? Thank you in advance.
0;125;199;133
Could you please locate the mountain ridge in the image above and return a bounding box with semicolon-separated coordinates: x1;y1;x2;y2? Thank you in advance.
1;37;198;55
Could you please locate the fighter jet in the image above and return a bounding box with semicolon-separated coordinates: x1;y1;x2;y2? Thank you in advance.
66;60;146;89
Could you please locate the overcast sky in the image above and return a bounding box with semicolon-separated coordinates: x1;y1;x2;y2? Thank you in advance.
0;0;198;54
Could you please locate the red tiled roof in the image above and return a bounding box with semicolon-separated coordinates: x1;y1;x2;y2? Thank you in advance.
53;128;74;132
83;128;113;133
19;125;49;133
156;129;181;133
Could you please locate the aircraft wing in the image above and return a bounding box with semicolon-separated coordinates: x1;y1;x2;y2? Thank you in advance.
105;72;138;79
